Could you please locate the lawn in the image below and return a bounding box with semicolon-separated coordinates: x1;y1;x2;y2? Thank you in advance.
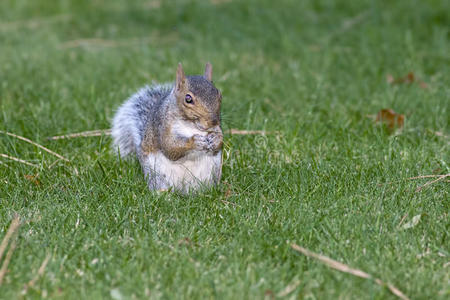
0;0;448;299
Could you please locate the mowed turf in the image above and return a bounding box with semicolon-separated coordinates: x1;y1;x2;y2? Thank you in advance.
0;0;448;299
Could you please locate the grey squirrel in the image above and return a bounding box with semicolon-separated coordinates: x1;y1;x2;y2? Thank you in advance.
111;63;223;192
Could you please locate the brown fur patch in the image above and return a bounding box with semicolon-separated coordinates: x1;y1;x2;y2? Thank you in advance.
141;127;157;155
141;140;155;155
160;123;196;161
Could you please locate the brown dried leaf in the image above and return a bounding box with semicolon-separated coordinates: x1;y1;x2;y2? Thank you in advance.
376;109;405;130
24;174;40;186
264;290;274;300
224;188;232;198
222;181;233;198
401;214;422;229
418;81;428;89
177;237;191;247
386;74;395;84
433;168;442;174
406;72;415;83
386;72;428;89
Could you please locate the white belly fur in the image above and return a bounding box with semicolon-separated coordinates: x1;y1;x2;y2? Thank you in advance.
145;150;221;190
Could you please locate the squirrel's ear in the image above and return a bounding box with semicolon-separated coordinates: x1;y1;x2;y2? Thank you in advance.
204;62;212;81
176;63;186;91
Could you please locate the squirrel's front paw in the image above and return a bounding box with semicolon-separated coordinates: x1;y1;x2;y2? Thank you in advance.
193;133;222;152
205;132;223;152
192;134;209;150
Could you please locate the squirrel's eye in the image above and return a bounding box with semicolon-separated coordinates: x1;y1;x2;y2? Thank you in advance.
185;94;193;104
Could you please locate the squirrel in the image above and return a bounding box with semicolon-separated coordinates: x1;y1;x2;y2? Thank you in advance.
111;63;223;192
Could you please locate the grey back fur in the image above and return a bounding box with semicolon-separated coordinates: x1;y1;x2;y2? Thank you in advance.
111;83;172;157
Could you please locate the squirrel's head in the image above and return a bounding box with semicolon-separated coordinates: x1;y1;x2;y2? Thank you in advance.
174;63;222;131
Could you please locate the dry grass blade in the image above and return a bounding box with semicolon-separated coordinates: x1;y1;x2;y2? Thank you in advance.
61;38;126;48
407;175;445;180
398;213;408;227
387;283;413;300
228;129;278;135
0;216;20;286
415;173;450;192
277;279;301;297
378;174;448;186
48;158;61;169
221;200;240;207
48;129;112;140
22;254;51;293
0;216;20;262
0;131;69;162
291;243;410;300
431;131;449;139
59;33;178;49
322;11;369;42
0;14;70;32
0;153;38;167
210;0;233;4
340;11;368;32
0;239;17;285
49;128;279;139
0;160;12;169
145;0;161;9
291;244;371;278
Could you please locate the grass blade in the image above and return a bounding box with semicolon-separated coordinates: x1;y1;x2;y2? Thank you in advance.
0;131;69;162
291;243;410;300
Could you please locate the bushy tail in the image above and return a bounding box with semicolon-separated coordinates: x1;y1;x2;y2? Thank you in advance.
111;100;141;158
112;85;172;158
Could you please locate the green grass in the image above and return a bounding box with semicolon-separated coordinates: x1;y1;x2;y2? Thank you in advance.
0;0;449;299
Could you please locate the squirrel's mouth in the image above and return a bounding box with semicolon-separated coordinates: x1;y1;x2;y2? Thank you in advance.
195;121;220;133
194;121;209;132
